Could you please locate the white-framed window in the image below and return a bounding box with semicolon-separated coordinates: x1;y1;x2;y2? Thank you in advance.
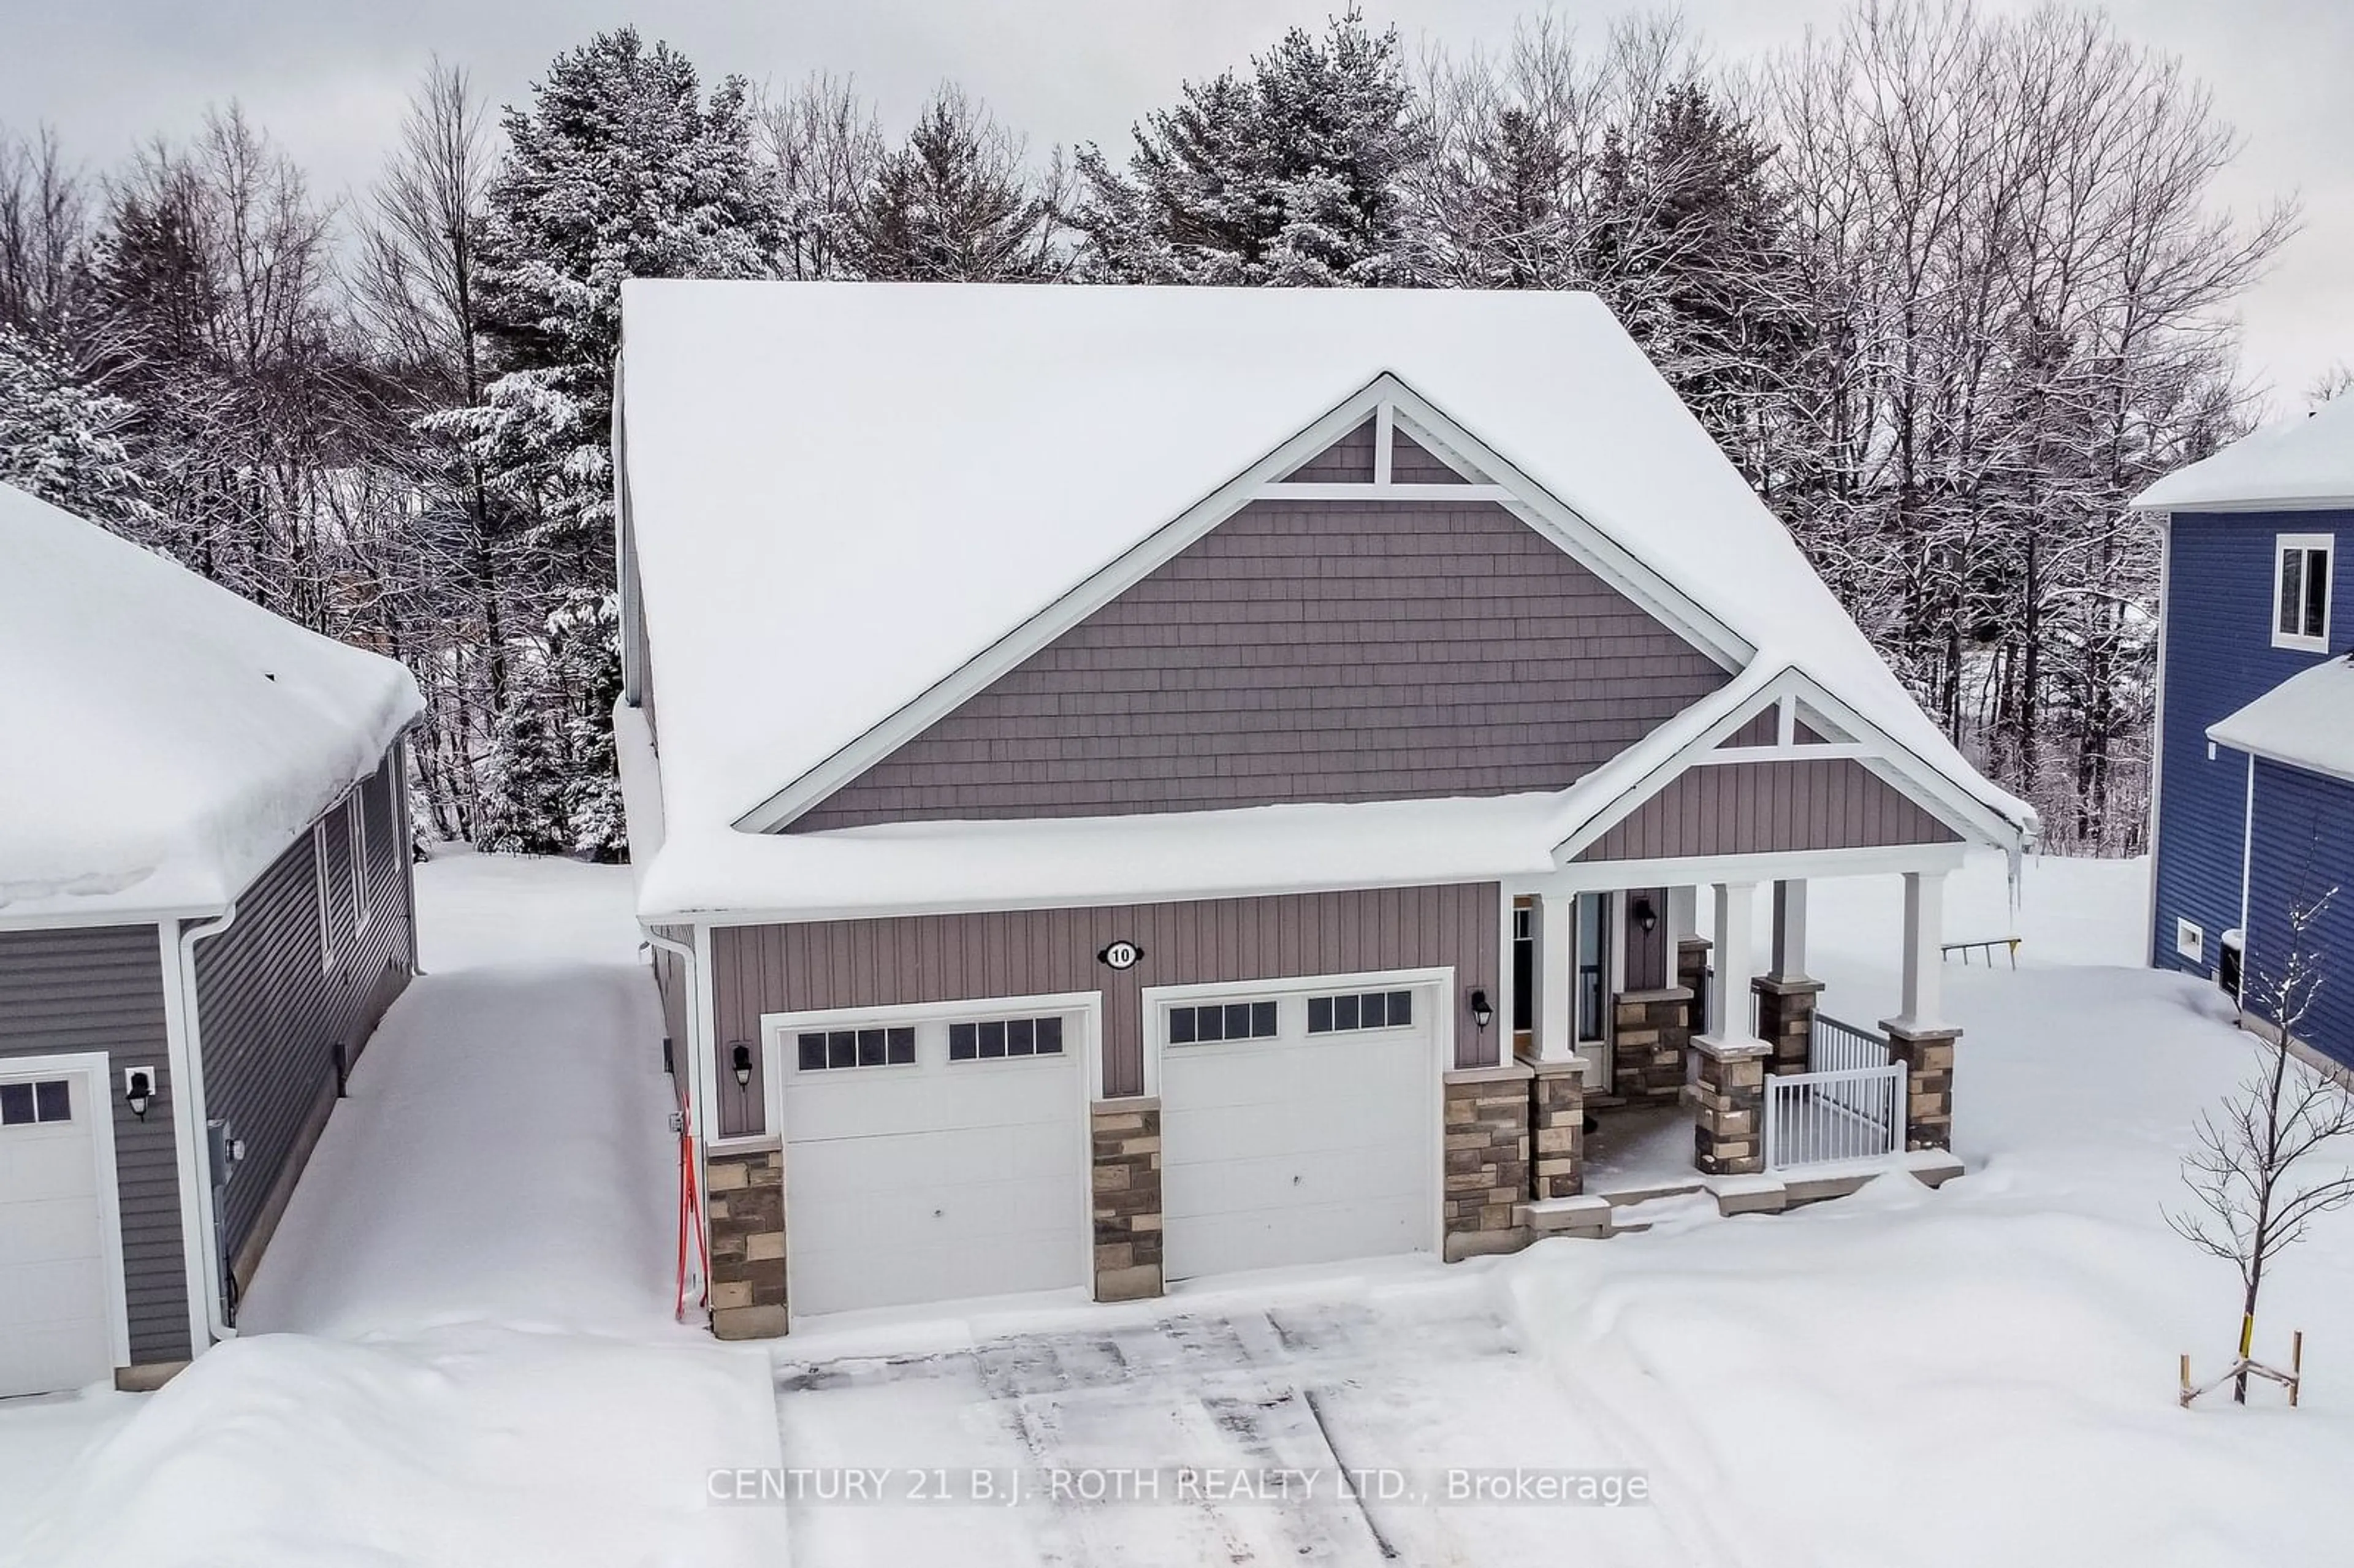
796;1025;917;1071
1306;989;1414;1034
313;821;337;972
0;1078;72;1125
350;784;372;934
2274;533;2334;652
1167;1001;1277;1045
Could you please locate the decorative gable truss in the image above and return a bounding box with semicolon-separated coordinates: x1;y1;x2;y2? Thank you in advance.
739;375;1756;835
1553;667;2016;869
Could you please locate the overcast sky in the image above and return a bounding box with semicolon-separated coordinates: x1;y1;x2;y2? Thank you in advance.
4;0;2343;412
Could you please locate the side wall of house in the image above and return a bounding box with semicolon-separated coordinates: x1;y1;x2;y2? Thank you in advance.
2244;758;2354;1067
708;883;1502;1129
793;497;1731;831
0;924;191;1364
2154;509;2352;979
193;747;414;1289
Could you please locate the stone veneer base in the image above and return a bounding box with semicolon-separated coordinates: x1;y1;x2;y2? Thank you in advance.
1092;1097;1165;1301
706;1144;788;1337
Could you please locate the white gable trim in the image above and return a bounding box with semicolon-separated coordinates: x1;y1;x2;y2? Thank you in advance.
733;373;1757;835
1548;666;2026;862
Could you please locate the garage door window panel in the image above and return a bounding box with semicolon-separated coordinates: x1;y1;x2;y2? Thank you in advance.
1306;991;1413;1035
1;1079;74;1125
948;1016;1065;1061
1168;1001;1278;1045
798;1026;916;1071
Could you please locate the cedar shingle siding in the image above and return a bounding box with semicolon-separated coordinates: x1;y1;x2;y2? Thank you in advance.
793;498;1731;831
0;923;189;1364
194;751;413;1282
1575;757;1960;861
710;882;1500;1119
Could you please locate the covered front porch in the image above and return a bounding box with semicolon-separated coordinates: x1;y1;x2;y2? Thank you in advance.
1495;846;1969;1232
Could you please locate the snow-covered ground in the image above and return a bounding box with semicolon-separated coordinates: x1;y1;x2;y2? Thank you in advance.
0;848;782;1568
767;853;2354;1568
6;848;2350;1568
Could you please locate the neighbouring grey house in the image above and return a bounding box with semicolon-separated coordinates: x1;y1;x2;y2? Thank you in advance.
0;482;422;1397
611;281;2040;1339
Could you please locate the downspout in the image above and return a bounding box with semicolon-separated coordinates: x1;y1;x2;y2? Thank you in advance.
177;904;240;1343
641;925;709;1313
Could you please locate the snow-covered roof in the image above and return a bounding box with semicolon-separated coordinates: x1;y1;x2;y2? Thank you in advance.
2131;395;2354;513
2208;655;2354;784
617;282;2033;919
0;484;424;923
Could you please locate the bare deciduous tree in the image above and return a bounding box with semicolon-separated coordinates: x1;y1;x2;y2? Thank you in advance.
2172;881;2353;1404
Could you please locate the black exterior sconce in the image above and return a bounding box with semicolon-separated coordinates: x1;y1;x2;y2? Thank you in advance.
1632;896;1659;935
1469;988;1494;1031
123;1067;155;1121
729;1043;754;1088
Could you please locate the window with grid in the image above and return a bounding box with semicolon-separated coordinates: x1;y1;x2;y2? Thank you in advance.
2276;535;2334;650
0;1079;72;1125
1167;1000;1278;1044
947;1016;1065;1061
1306;990;1414;1034
796;1026;916;1071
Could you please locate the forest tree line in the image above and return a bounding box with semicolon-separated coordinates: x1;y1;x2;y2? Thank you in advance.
0;2;2305;856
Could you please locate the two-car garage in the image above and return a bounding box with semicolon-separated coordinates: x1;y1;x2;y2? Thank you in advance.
757;972;1444;1320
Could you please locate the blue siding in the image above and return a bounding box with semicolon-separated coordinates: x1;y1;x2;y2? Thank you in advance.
2244;759;2354;1068
2151;509;2353;977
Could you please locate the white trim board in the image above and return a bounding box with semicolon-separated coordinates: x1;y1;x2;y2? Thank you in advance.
731;373;1755;834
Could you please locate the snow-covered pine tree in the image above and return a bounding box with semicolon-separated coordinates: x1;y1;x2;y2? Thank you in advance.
851;86;1062;281
446;28;780;858
0;324;153;527
1073;10;1419;286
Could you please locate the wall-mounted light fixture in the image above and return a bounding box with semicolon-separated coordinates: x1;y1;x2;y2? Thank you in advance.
729;1043;754;1088
1632;896;1659;935
122;1066;155;1122
1469;989;1494;1031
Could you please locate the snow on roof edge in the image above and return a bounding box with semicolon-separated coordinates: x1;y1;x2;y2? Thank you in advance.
2207;654;2354;785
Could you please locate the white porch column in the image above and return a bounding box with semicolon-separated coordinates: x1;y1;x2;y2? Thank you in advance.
1894;869;1948;1030
1769;880;1810;982
1701;881;1761;1047
1536;893;1575;1063
1666;885;1698;945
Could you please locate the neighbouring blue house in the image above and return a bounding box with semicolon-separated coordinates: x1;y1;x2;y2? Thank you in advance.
2133;394;2354;1069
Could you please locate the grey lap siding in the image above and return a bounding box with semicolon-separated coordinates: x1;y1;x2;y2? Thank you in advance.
1575;757;1961;862
192;749;414;1289
793;498;1731;831
709;881;1501;1126
0;924;190;1364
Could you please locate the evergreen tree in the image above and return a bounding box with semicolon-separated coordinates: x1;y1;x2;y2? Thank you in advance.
444;28;780;857
851;86;1060;281
1073;10;1418;286
0;324;151;526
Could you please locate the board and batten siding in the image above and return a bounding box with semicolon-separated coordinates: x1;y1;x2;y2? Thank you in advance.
2243;758;2354;1067
1621;886;1670;991
192;750;413;1285
1575;757;1959;862
793;498;1731;831
0;923;191;1364
2153;509;2352;979
707;883;1502;1132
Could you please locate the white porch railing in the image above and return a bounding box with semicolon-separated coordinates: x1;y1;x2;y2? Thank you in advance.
1762;1016;1905;1170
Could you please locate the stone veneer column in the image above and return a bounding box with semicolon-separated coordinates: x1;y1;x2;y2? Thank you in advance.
1753;976;1826;1076
1443;1063;1533;1260
1092;1097;1165;1301
707;1145;788;1339
1526;1058;1586;1200
1880;1022;1960;1151
1689;1040;1769;1176
1609;988;1694;1105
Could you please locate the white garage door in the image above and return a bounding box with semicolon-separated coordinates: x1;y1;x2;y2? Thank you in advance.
775;1005;1087;1317
0;1069;117;1399
1160;979;1439;1281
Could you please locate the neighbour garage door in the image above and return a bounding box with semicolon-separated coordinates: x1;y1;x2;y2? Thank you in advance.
0;1070;116;1398
1160;979;1439;1281
775;1005;1087;1317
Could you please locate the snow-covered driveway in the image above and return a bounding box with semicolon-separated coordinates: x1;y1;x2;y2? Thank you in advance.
774;1272;1727;1567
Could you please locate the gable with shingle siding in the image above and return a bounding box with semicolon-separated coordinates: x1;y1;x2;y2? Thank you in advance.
791;496;1731;831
